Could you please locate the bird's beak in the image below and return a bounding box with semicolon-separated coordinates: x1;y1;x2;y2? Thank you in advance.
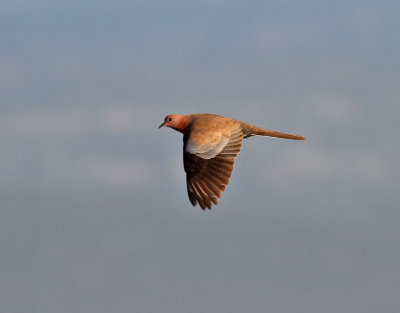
158;122;166;129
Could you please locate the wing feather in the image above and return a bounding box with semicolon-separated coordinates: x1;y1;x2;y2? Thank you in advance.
184;124;243;210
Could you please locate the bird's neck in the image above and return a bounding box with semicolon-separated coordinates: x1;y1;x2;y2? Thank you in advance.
172;115;192;136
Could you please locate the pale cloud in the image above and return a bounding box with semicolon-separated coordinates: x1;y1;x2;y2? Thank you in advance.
99;107;138;133
259;145;392;191
81;157;155;188
348;7;382;35
255;25;289;48
0;106;159;188
0;105;153;138
308;94;355;123
0;59;23;89
352;153;388;184
98;106;155;133
1;109;87;137
254;22;324;52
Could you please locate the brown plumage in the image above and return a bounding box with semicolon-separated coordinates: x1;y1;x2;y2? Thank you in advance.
159;113;305;210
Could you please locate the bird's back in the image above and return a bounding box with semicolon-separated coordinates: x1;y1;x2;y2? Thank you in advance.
188;114;241;137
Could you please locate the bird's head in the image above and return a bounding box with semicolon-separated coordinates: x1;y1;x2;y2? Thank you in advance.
158;114;190;134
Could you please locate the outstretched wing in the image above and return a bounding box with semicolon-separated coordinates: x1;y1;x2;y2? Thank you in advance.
183;125;243;210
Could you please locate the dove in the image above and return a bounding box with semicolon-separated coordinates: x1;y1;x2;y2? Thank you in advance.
159;113;305;210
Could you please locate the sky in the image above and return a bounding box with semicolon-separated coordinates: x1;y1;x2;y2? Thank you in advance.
1;1;400;312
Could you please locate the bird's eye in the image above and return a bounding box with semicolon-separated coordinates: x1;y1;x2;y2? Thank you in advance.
168;117;172;122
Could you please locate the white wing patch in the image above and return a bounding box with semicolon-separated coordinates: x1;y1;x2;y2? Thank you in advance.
185;126;243;160
186;134;229;159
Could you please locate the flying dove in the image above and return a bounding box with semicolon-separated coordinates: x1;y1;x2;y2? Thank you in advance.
159;113;305;210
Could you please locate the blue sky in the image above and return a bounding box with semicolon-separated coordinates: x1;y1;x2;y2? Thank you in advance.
1;1;400;312
2;0;399;209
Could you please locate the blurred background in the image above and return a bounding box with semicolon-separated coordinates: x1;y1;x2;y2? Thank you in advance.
1;1;399;312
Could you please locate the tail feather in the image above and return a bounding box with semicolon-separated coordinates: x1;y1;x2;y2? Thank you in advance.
241;122;305;140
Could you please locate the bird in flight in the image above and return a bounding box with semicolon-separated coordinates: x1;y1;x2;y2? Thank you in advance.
159;113;305;210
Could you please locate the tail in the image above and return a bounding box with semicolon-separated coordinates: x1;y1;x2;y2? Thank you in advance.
241;122;305;140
